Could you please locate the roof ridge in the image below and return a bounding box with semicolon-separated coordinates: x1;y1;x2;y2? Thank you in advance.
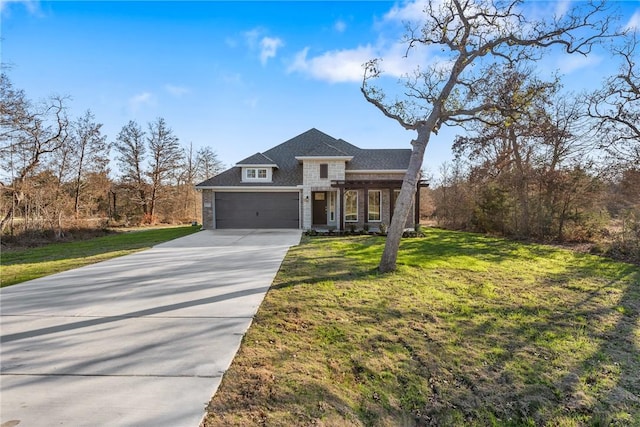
314;140;351;156
259;152;276;163
236;152;278;165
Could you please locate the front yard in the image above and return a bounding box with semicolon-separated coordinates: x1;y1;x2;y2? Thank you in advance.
204;229;640;426
0;226;201;287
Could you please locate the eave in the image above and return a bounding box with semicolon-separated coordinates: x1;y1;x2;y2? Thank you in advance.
195;185;301;192
233;164;279;169
345;169;408;174
294;156;353;162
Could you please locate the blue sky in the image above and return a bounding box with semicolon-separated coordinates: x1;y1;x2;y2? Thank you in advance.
2;0;639;176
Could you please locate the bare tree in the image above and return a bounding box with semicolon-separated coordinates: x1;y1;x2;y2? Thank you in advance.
114;120;148;217
0;73;69;233
587;34;639;167
177;144;224;222
146;117;183;223
361;0;619;272
69;110;109;218
195;146;224;183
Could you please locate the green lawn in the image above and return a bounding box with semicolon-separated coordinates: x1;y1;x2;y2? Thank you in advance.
204;229;640;427
0;226;201;287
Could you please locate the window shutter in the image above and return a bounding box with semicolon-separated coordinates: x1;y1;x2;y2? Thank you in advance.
320;163;328;179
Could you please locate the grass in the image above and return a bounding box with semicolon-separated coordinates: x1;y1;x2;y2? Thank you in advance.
0;226;201;287
203;228;640;427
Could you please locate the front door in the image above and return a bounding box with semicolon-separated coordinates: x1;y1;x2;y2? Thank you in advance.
312;191;327;225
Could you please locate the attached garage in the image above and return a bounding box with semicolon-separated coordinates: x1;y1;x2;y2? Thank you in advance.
214;192;300;229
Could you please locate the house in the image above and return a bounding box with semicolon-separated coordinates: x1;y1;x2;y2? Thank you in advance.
195;128;426;230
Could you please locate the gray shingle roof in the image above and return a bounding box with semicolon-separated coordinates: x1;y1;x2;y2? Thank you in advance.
349;149;412;170
196;128;410;187
236;152;278;166
300;142;351;157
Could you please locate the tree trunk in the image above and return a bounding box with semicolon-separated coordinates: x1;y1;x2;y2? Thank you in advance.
379;125;431;272
74;152;85;219
0;202;15;233
509;128;530;237
149;185;157;224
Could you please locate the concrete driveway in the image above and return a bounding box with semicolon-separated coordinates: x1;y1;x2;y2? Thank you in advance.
0;229;301;427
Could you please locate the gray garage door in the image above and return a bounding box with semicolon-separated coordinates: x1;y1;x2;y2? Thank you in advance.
215;192;300;229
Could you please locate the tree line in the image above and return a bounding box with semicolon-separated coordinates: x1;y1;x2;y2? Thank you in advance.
0;73;223;239
2;1;638;268
428;46;639;262
361;0;638;270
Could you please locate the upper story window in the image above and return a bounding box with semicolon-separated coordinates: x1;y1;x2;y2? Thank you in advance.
243;168;271;182
320;163;328;179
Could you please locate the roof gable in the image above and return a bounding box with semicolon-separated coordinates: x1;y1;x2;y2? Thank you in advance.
236;152;278;167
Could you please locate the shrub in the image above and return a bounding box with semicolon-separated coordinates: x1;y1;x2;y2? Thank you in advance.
379;223;388;235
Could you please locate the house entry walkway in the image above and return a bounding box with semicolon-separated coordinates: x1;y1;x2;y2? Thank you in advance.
0;229;302;427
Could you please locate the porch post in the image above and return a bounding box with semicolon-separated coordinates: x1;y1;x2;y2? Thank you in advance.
414;185;421;226
339;187;344;231
363;186;369;226
389;188;394;222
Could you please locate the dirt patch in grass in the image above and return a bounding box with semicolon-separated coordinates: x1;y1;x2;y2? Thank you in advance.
203;230;640;427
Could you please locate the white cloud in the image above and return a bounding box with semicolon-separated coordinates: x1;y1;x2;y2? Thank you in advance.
625;10;640;32
244;28;261;48
383;0;431;24
259;36;284;65
557;53;603;74
128;92;155;112
334;19;347;33
287;32;436;84
243;28;284;65
288;45;377;83
164;84;190;97
0;0;40;15
553;0;572;19
380;39;433;77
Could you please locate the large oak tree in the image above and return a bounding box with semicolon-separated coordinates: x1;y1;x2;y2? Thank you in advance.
361;0;619;272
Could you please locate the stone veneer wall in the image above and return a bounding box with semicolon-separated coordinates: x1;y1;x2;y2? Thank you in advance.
302;160;346;229
201;190;214;229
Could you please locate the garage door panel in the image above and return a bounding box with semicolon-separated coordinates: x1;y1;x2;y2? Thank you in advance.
215;192;299;229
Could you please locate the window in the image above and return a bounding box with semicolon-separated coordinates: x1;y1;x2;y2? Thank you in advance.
329;192;336;222
244;168;269;181
344;190;358;222
320;163;328;179
368;190;381;222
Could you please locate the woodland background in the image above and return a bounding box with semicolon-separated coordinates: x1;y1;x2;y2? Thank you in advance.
1;67;638;263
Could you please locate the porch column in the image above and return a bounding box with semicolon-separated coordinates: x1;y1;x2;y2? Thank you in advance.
389;188;394;221
363;186;369;225
339;187;344;231
414;185;421;226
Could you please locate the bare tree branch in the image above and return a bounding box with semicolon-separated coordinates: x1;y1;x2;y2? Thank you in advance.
360;0;623;272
